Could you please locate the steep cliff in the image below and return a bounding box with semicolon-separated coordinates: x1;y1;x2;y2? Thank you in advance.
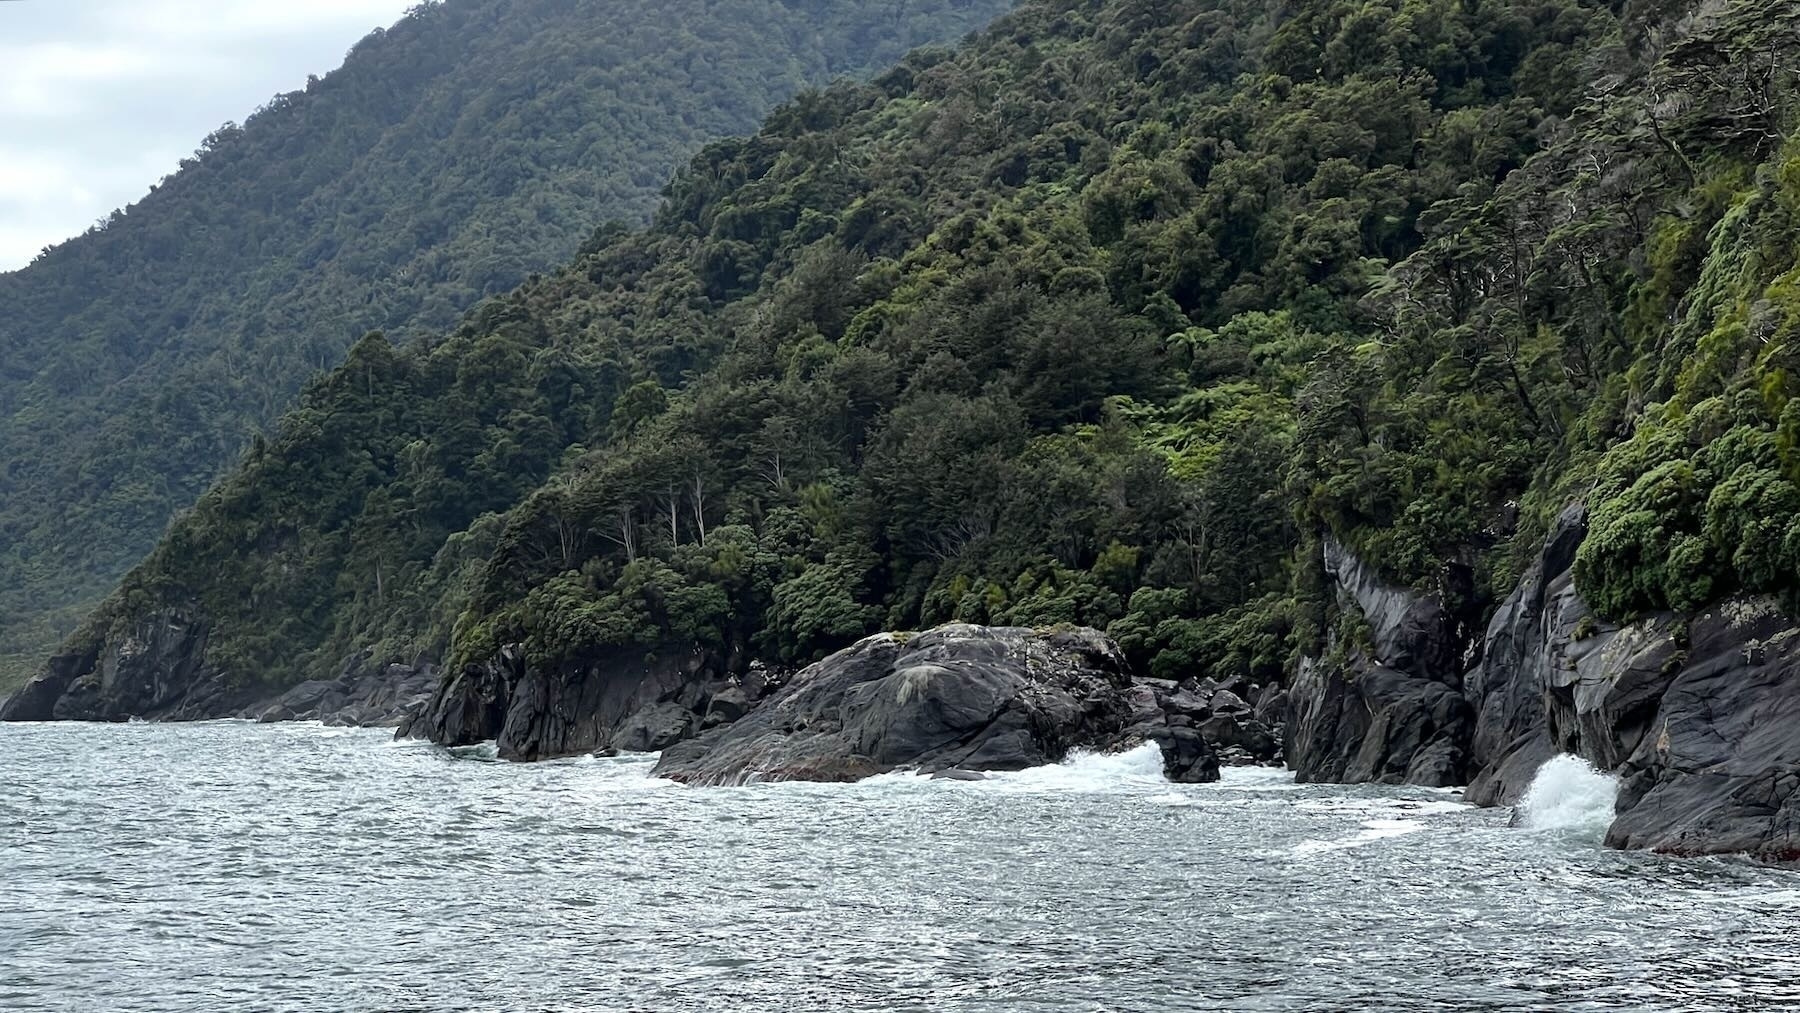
1285;539;1477;786
1299;506;1800;862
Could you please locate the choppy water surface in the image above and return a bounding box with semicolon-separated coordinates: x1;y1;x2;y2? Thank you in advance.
4;723;1798;1012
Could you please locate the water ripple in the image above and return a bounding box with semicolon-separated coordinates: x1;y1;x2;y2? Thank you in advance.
3;723;1799;1012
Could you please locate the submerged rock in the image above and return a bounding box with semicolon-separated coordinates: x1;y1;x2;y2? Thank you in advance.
652;624;1217;786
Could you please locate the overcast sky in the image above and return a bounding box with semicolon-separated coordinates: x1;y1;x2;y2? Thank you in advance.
0;0;417;271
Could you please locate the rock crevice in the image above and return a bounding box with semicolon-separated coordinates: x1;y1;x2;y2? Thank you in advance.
1286;538;1476;787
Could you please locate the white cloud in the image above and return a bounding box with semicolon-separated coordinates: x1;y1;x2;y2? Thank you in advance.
0;43;177;115
0;0;418;270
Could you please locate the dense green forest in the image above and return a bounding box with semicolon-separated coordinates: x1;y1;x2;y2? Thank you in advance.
47;0;1800;705
0;0;1015;692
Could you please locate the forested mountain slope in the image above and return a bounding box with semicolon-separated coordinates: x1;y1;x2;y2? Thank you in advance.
12;0;1800;748
0;0;1014;692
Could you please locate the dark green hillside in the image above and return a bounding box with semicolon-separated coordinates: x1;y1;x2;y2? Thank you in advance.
31;0;1800;713
0;0;1015;691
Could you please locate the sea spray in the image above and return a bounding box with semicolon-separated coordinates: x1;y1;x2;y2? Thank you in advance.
955;741;1170;792
846;741;1172;791
1516;754;1619;836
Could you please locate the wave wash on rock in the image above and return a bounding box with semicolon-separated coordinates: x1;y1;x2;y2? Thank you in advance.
1291;506;1800;864
647;625;1219;785
1515;755;1619;836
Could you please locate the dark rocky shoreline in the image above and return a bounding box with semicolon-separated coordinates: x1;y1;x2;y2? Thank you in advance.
7;513;1797;862
400;623;1287;783
1289;505;1800;865
0;625;438;729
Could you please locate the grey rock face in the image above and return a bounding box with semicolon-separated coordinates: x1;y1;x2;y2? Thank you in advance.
1463;505;1595;805
1286;540;1475;787
1605;600;1800;862
1323;537;1448;673
250;652;439;728
1287;656;1472;786
652;625;1218;786
406;643;730;761
0;611;251;722
1466;502;1686;800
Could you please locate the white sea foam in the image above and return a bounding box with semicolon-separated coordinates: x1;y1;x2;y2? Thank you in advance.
1290;818;1430;855
1207;765;1304;791
978;741;1170;791
1295;797;1470;816
1147;791;1197;807
864;742;1173;792
1515;754;1619;836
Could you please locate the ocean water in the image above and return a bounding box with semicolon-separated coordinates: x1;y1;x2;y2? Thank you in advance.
3;723;1798;1012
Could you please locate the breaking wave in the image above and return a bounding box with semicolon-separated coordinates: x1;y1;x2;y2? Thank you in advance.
982;741;1170;790
1516;754;1619;837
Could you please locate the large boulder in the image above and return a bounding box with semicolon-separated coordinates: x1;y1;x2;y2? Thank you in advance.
652;624;1217;786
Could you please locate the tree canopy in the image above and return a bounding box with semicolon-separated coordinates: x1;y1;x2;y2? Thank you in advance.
0;0;1016;691
41;0;1800;703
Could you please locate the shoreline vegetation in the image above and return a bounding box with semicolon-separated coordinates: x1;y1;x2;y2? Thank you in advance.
0;0;1016;693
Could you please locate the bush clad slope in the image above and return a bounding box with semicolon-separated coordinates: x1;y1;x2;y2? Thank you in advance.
0;0;1015;691
31;0;1800;714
